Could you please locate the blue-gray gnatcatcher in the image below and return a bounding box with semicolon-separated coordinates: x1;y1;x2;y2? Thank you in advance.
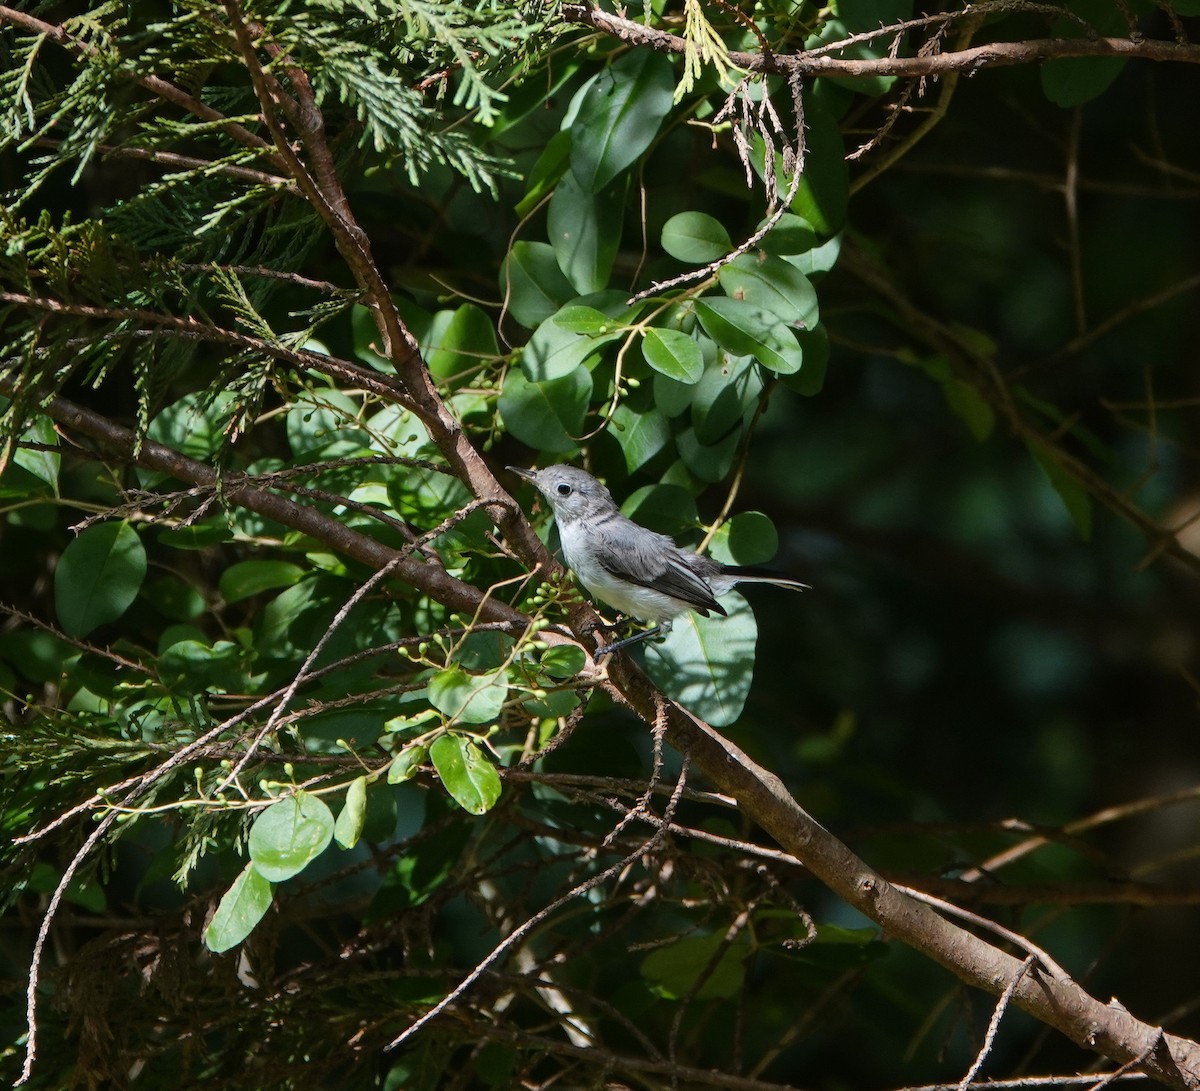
509;464;809;656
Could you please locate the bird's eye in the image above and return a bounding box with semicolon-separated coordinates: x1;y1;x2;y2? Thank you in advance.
556;483;572;496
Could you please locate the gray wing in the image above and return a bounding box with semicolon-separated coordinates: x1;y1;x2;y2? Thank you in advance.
595;525;726;617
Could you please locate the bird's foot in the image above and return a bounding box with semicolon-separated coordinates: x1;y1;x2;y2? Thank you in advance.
594;624;663;658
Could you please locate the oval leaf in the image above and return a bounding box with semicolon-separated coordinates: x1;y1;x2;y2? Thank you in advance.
570;50;675;192
718;254;819;329
248;793;335;882
204;863;274;953
219;560;306;604
334;776;368;849
501;241;577;329
498;367;592;454
661;212;733;264
641;328;704;383
709;512;779;567
430;733;502;815
694;298;803;375
55;522;147;638
387;744;428;784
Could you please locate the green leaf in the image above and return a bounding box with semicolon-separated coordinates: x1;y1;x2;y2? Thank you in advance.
248;793;335;882
498;366;592;454
694;298;803;376
522;311;621;383
690;353;764;443
1029;442;1093;541
429;733;502;815
147;391;237;463
204;863;274;954
677;426;740;482
1041;0;1127;106
13;415;59;488
429;664;509;724
539;644;586;679
642;591;757;726
55;522;147;638
787;90;849;236
501;241;577;329
621;484;699;537
552;305;620;334
709;512;779;566
760;213;817;256
718;254;819;329
219;560;307;604
779;326;830;396
334;776;368;849
548;172;626;294
641;328;704;383
388;744;428;784
943;379;995;441
426;304;500;381
610;402;670;473
661;212;733;264
456;630;517;671
640;931;749;999
516;128;571;217
570;50;675;192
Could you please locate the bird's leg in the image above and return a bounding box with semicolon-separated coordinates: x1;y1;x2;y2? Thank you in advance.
578;615;625;638
594;624;664;658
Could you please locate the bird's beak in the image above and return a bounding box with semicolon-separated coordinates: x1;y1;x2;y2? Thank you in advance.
506;465;538;482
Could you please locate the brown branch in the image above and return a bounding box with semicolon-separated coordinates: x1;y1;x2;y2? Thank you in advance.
560;4;1200;78
0;291;420;413
0;377;524;628
215;3;550;572
600;656;1200;1088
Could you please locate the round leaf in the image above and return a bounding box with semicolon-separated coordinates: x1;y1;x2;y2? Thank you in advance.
248;793;335;882
718;254;819;329
539;644;586;679
430;733;502;815
709;512;779;567
661;212;733;264
55;522;147;638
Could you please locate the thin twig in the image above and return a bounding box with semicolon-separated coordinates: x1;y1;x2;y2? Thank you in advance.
957;956;1037;1090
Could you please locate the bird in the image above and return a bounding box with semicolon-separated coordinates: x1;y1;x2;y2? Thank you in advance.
508;464;809;656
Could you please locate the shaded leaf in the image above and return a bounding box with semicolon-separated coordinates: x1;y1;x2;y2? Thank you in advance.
643;591;757;726
55;522;147;638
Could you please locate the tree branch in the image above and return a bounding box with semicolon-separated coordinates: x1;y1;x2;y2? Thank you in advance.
560;4;1200;79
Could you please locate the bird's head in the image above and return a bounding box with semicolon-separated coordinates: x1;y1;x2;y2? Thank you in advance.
507;465;616;524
